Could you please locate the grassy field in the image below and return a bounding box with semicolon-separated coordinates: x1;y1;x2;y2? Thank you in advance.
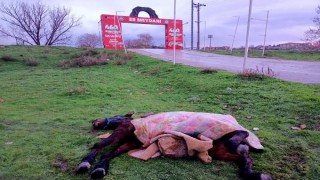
0;46;320;180
206;49;320;61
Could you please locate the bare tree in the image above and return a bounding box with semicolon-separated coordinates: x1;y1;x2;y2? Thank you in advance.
0;1;81;46
125;33;154;48
76;33;101;48
305;5;320;42
138;33;153;48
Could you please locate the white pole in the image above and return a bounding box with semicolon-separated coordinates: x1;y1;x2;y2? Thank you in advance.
182;22;188;49
113;14;116;49
243;0;253;72
230;16;240;53
173;0;177;64
98;20;103;48
115;11;125;52
262;10;269;57
116;12;127;54
203;21;206;51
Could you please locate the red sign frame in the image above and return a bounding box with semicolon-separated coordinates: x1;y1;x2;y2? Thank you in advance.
100;14;184;50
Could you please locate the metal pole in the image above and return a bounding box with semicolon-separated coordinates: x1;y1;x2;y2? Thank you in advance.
173;0;177;64
116;12;127;54
113;14;116;49
243;0;253;71
262;10;269;57
191;0;194;50
197;3;200;50
98;20;103;48
184;34;186;48
182;22;188;49
114;11;124;50
203;21;206;51
230;16;240;53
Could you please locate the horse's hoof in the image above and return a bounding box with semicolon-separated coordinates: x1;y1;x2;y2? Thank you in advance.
91;168;106;179
237;144;249;155
75;161;91;174
260;174;272;180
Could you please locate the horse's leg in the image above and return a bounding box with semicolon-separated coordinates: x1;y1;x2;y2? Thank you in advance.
224;130;272;180
224;130;250;155
76;121;135;174
91;137;142;179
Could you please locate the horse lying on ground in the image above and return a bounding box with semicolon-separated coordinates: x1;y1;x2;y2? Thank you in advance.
76;111;272;180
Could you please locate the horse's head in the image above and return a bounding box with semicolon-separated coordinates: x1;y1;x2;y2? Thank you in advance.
92;112;134;130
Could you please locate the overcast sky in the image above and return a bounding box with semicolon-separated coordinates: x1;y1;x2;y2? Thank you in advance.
0;0;319;48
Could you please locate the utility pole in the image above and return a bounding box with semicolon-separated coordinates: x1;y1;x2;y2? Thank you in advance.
243;0;253;71
261;10;269;57
191;0;194;50
251;10;270;56
194;3;206;50
203;21;206;51
173;0;177;64
230;16;240;53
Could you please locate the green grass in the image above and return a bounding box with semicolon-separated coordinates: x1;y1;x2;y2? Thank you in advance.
206;49;320;61
0;45;320;180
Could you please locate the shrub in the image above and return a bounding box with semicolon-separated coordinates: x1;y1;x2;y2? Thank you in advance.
66;86;86;95
113;52;135;65
238;70;265;80
114;58;128;65
58;55;109;68
200;68;218;74
83;49;99;56
96;54;110;61
238;66;276;80
1;55;17;62
25;59;40;66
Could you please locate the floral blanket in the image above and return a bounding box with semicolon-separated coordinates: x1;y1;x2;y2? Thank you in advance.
131;111;263;150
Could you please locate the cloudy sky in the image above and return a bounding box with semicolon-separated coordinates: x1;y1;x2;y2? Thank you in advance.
0;0;319;48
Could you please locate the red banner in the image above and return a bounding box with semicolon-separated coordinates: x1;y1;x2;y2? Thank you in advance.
100;15;124;49
100;14;183;50
165;19;184;49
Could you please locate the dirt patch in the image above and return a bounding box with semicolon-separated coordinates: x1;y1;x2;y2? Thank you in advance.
274;144;309;179
312;122;320;131
52;158;69;172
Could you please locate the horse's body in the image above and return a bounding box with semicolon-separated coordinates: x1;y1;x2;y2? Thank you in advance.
76;112;272;180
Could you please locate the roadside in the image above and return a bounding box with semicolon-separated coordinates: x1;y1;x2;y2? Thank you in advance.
129;49;320;84
207;50;320;61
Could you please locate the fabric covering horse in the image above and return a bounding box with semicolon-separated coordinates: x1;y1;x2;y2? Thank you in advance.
76;111;272;180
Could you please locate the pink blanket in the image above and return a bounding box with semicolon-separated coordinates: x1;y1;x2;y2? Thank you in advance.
131;111;263;150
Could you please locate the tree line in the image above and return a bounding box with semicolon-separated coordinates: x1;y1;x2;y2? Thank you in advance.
76;33;155;48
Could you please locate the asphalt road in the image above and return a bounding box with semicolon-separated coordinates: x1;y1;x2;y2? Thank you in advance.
130;49;320;84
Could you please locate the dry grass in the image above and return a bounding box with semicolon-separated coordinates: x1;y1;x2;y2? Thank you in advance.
24;59;40;66
113;53;133;65
58;55;109;68
66;86;86;95
238;66;276;80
